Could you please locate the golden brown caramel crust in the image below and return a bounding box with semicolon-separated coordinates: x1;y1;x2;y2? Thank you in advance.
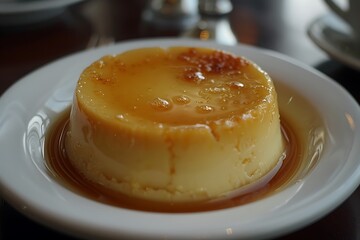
75;47;273;126
65;47;285;202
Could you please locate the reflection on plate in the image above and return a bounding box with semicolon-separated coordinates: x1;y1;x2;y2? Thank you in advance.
0;0;84;26
0;38;360;240
307;13;360;70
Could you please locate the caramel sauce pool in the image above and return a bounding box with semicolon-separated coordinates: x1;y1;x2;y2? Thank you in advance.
43;48;325;213
45;113;303;213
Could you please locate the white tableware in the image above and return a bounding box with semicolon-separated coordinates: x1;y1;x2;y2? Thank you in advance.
0;38;359;240
0;0;84;26
323;0;360;40
308;13;360;70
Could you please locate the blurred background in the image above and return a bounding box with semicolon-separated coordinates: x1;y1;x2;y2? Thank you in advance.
0;0;330;92
1;0;359;239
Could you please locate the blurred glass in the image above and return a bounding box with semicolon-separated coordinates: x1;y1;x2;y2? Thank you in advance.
183;0;237;45
141;0;199;30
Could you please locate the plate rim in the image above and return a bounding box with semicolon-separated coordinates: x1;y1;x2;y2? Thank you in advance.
0;0;84;14
307;13;360;70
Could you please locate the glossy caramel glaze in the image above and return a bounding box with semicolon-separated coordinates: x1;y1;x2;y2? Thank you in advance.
64;47;285;203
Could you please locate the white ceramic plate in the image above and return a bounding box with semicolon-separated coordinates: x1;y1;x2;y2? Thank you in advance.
307;13;360;70
0;38;360;240
0;0;84;25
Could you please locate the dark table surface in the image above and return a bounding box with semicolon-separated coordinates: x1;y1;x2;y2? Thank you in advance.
1;0;359;239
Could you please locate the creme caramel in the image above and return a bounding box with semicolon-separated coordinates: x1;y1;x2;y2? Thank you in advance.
64;47;286;202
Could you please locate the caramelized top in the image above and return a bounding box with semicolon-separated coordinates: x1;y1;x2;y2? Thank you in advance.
76;47;275;126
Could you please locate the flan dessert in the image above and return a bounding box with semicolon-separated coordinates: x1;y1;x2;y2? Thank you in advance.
65;46;285;202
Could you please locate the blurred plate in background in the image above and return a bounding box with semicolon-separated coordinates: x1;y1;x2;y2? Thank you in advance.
0;0;84;26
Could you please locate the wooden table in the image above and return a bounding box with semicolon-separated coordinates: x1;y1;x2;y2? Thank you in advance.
1;0;359;239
